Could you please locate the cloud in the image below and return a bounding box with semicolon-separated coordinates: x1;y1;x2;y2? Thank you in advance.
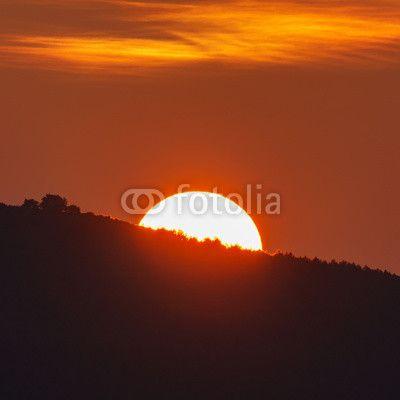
0;0;400;72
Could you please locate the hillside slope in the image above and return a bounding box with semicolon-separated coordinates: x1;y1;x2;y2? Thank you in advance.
1;203;399;399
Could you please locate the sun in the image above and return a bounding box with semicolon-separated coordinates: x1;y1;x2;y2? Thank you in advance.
139;191;263;251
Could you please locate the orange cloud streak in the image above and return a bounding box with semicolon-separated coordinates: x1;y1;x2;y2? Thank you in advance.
1;1;400;72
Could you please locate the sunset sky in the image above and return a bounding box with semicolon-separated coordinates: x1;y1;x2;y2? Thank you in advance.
1;0;399;272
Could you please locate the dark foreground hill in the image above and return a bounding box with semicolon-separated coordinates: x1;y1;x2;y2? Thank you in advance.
1;201;399;399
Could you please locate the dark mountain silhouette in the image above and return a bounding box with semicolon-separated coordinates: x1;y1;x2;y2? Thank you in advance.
1;196;399;399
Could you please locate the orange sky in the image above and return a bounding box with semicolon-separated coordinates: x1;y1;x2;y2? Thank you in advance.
2;1;400;70
0;0;399;272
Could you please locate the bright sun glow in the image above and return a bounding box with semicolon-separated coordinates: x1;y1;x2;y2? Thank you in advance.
139;191;263;251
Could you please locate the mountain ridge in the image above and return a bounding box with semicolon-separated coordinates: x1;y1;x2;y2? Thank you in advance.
1;198;399;399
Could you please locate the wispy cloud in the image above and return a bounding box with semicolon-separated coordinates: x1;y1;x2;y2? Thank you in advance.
0;0;399;72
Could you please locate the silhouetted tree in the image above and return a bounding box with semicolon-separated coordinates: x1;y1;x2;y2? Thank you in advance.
40;194;67;213
65;204;81;214
22;198;39;211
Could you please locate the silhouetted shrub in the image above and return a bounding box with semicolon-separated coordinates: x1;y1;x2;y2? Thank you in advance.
22;198;40;211
40;194;68;213
65;204;81;214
